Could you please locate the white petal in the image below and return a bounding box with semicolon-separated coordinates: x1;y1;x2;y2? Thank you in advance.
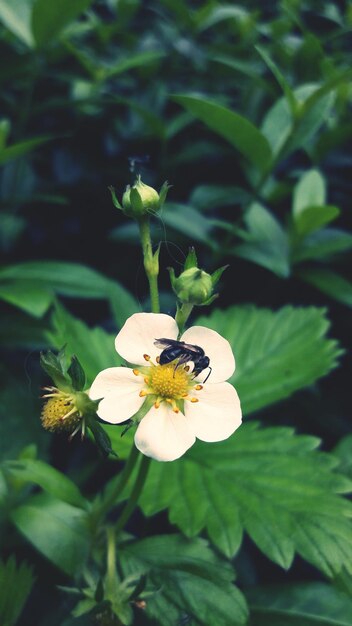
134;403;196;462
115;313;179;365
96;392;145;424
89;367;145;424
185;382;242;442
89;367;141;399
181;326;235;383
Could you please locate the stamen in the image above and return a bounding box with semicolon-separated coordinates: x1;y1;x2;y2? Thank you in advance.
154;400;160;408
61;407;78;420
143;354;151;361
133;369;140;376
156;356;160;363
184;365;190;372
190;397;199;403
195;384;203;390
139;390;148;397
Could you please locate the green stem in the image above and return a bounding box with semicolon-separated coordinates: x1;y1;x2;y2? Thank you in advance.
137;216;160;314
114;454;151;536
105;526;119;597
93;445;139;525
175;302;194;335
96;215;156;533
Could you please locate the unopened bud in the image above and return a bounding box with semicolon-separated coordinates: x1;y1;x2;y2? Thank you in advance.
110;176;170;219
172;267;213;305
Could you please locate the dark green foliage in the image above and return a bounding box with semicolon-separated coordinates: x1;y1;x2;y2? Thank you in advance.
1;0;352;624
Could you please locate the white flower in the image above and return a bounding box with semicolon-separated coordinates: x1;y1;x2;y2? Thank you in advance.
89;313;242;462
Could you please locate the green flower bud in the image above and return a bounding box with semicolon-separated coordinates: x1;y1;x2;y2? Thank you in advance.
109;176;170;219
169;248;228;307
170;267;213;305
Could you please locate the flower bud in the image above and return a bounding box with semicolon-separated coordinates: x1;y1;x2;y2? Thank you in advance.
171;267;213;305
110;176;170;220
168;248;228;307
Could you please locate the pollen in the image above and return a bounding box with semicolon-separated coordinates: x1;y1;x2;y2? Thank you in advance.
148;363;190;400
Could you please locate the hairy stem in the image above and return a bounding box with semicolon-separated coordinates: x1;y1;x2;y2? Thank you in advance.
138;216;160;314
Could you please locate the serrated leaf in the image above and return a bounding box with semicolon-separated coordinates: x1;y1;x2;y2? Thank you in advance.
11;493;90;576
333;435;352;480
120;535;248;626
196;305;341;415
0;556;35;626
247;582;352;626
173;95;272;172
122;424;352;575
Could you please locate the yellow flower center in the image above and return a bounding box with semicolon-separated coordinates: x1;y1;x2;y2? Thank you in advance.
134;358;203;413
149;363;189;399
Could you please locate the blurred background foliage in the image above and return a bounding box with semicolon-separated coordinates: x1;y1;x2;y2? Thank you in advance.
1;0;352;625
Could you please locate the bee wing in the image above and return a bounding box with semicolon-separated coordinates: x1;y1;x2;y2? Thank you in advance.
180;342;202;354
154;338;179;349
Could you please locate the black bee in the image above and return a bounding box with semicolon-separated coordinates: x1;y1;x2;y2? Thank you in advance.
154;338;212;382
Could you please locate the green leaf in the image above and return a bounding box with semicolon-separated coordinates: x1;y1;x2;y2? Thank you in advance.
292;169;338;237
262;84;334;157
11;493;90;576
0;311;49;349
247;582;352;626
0;556;35;626
173;95;272;172
4;459;87;508
293;169;326;215
0;281;52;317
31;0;93;47
0;0;34;47
293;205;340;238
40;349;71;389
0;261;138;327
292;228;352;263
162;203;214;246
88;420;117;458
0;374;47;463
233;203;290;277
196;305;342;415
255;45;297;115
0;136;53;165
125;424;352;574
297;268;352;307
190;184;251;211
46;302;123;386
334;435;352;480
120;535;248;626
68;355;86;392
